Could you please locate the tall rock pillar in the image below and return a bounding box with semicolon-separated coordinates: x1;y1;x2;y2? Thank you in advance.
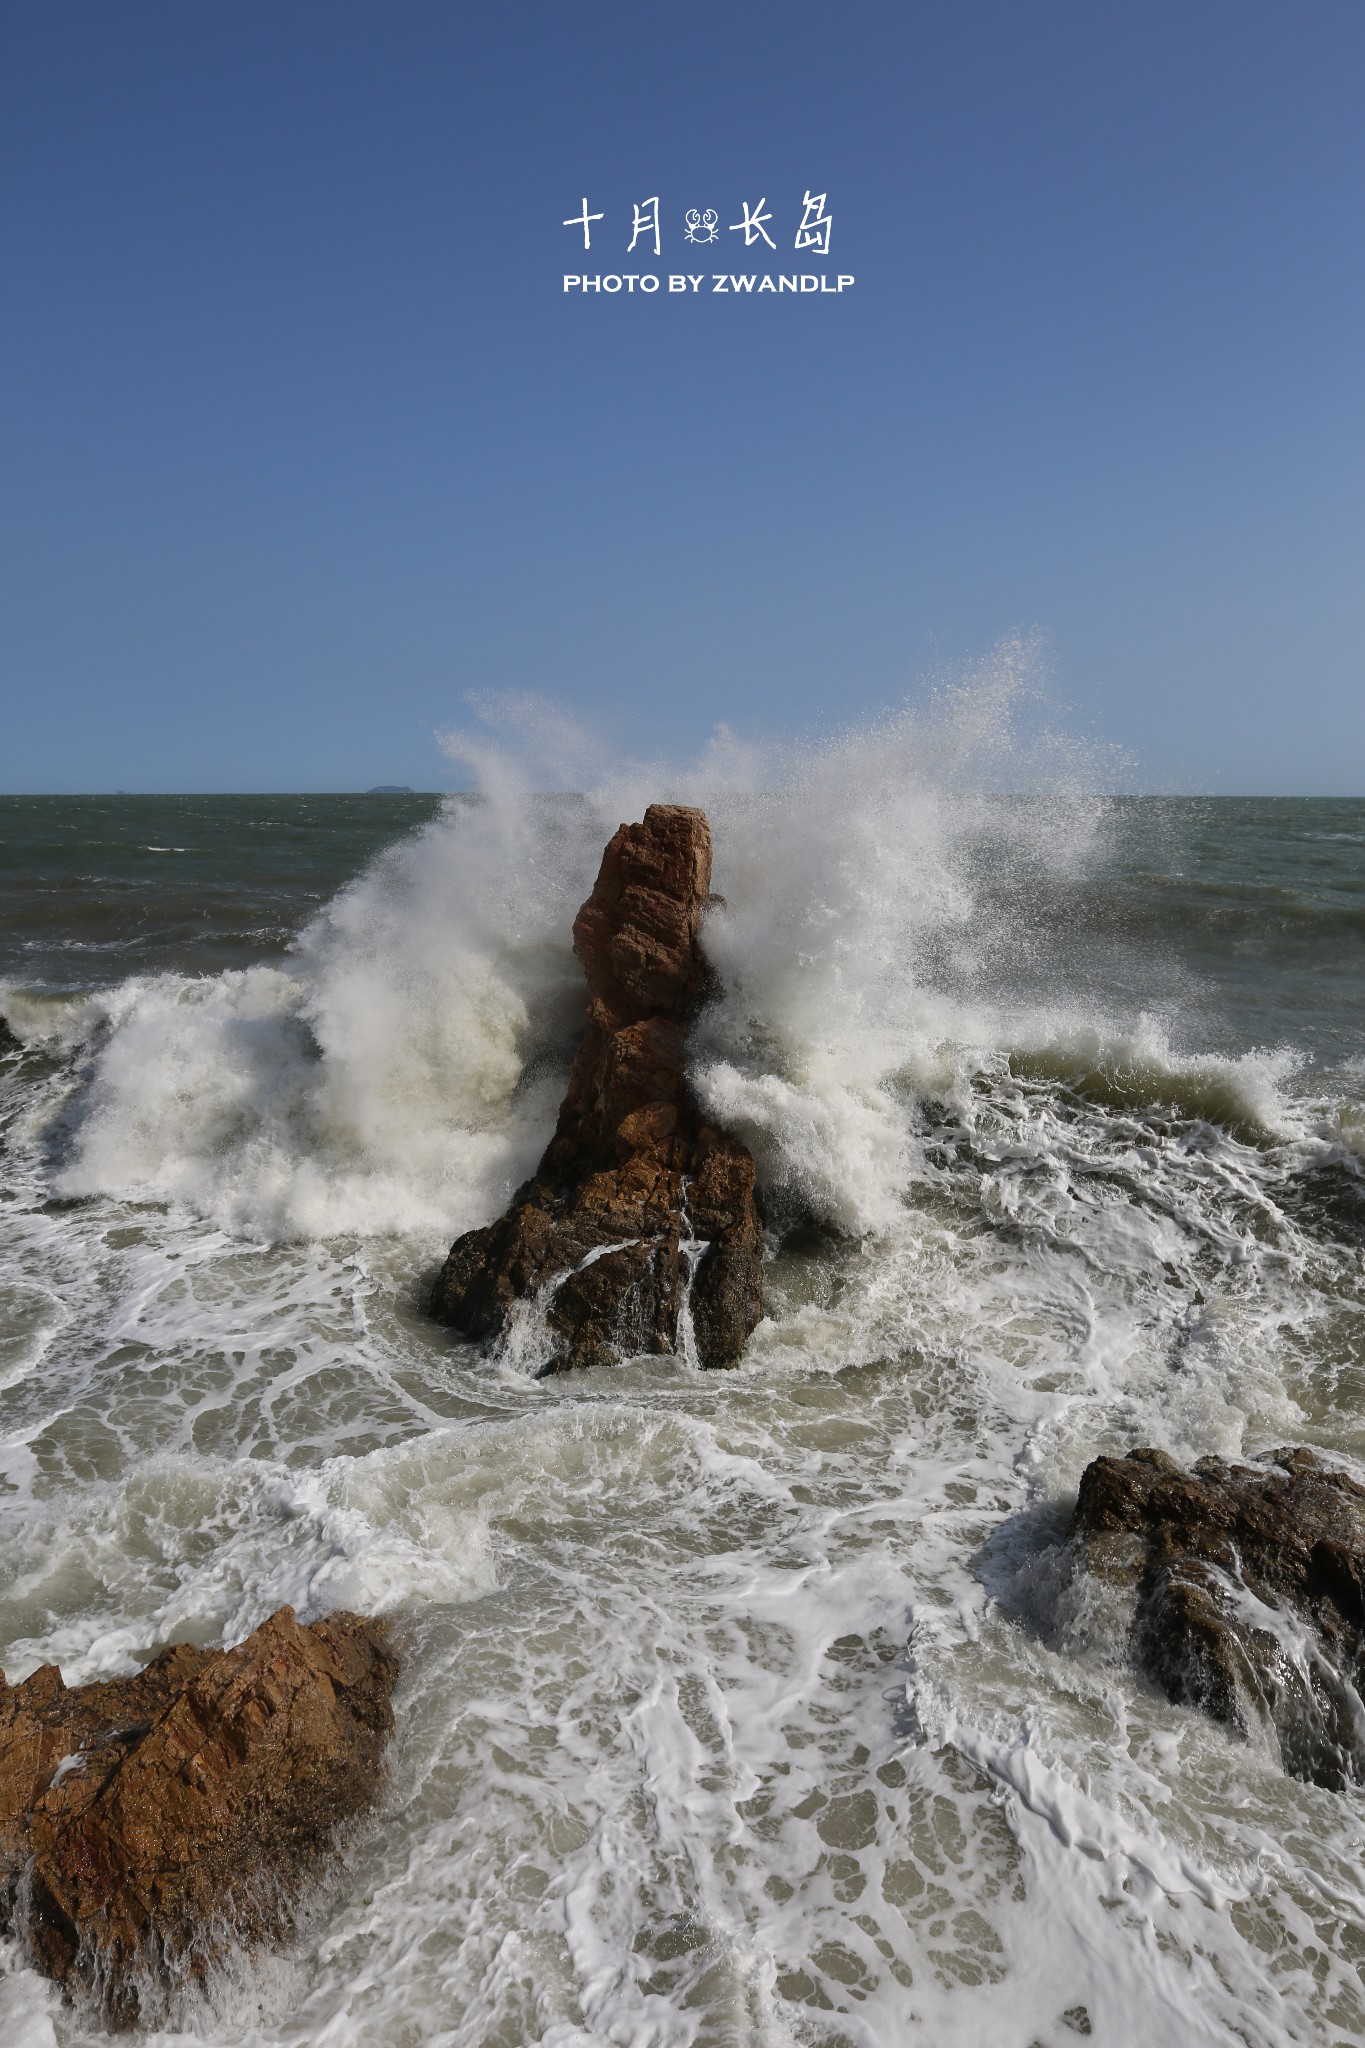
431;804;764;1372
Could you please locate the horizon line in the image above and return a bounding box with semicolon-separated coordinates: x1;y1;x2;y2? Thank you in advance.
2;789;1364;803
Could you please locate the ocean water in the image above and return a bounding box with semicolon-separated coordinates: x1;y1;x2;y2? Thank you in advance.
1;697;1363;2046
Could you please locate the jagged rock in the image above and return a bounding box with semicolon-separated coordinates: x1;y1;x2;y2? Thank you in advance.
1069;1446;1365;1787
0;1606;397;2027
432;803;764;1373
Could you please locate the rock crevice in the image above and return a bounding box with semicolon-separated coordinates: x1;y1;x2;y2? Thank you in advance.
432;803;764;1373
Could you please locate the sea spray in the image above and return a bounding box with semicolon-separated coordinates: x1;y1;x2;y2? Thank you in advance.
46;638;1138;1246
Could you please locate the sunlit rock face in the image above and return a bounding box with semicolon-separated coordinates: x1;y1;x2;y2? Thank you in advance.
431;803;764;1373
0;1607;397;2029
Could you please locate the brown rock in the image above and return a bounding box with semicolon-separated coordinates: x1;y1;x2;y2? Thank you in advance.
0;1606;397;2027
432;803;764;1372
1069;1446;1365;1787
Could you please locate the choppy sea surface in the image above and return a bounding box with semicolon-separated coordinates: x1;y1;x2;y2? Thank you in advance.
1;743;1363;2044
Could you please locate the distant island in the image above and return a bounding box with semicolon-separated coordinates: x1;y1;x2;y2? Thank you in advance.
365;785;414;793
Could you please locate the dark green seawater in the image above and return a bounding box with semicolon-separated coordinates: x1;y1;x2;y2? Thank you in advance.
0;793;444;988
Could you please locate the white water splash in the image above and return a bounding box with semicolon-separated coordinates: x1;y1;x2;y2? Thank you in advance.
33;634;1283;1254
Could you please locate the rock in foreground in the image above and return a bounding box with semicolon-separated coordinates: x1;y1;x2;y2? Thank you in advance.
0;1606;397;2027
1070;1446;1365;1787
432;803;764;1372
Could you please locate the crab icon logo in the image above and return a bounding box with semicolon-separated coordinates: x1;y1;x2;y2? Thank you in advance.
684;208;719;245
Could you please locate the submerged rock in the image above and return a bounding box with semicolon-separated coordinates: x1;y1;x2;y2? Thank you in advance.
432;803;764;1372
1070;1446;1365;1787
0;1606;397;2027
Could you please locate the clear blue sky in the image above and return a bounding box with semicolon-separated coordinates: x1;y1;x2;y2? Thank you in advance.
3;1;1362;793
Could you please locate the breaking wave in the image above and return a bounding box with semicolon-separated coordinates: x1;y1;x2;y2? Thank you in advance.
6;636;1321;1255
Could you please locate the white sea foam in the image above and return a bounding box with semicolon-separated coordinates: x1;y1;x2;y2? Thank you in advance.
2;649;1363;2045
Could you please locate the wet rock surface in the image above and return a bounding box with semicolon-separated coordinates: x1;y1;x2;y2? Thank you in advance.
432;803;764;1372
1070;1445;1365;1787
0;1606;397;2027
